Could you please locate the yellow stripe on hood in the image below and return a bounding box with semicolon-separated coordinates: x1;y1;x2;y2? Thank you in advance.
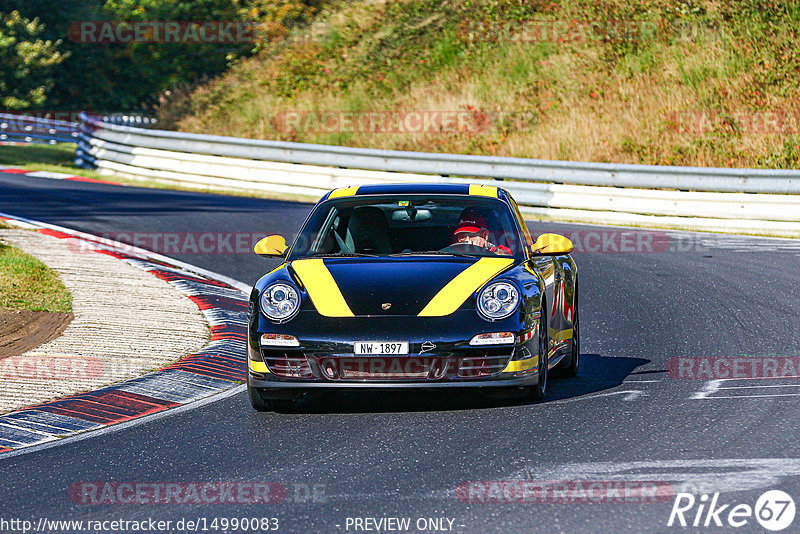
290;258;354;317
418;257;514;317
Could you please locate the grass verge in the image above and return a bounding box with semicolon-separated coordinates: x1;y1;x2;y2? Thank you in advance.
0;144;105;181
0;239;72;313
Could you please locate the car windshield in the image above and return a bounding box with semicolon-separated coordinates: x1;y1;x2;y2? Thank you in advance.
287;195;523;261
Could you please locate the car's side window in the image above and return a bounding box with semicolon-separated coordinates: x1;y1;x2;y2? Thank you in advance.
311;208;345;254
508;197;534;256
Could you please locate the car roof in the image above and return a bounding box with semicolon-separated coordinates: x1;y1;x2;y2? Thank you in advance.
320;183;511;203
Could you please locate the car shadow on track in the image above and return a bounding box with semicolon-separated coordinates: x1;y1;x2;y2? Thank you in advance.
284;354;650;414
544;353;654;402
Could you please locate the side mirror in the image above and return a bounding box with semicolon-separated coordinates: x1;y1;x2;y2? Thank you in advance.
254;235;288;257
532;233;574;255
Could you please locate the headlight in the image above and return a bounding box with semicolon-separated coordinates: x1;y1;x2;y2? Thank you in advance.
260;282;300;322
477;281;519;321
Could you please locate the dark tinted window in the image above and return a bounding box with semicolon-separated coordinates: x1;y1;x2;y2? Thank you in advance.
287;195;523;260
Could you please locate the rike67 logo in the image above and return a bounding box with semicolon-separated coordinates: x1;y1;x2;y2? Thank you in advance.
668;490;795;531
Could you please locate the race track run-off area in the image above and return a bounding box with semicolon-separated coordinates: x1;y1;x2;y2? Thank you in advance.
1;172;800;533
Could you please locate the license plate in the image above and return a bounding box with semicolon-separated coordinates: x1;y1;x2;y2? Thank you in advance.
353;341;409;355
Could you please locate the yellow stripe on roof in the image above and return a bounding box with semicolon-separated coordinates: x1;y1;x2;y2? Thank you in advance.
418;257;514;317
291;259;354;317
329;186;360;199
469;185;498;197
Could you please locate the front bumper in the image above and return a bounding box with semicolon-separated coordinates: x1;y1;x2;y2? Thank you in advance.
247;327;540;392
247;308;542;394
248;373;540;389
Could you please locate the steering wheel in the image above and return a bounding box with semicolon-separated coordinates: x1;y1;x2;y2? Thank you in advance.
440;242;488;255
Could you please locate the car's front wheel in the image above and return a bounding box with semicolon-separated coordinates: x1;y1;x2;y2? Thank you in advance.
248;385;268;411
556;277;580;378
265;397;295;412
248;386;296;412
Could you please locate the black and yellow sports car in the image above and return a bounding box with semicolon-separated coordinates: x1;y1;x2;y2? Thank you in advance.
247;183;579;411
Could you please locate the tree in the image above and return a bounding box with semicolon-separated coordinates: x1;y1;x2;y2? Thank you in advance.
0;10;66;110
0;0;324;112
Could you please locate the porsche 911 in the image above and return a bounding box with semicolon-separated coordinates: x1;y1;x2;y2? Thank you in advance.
247;183;579;411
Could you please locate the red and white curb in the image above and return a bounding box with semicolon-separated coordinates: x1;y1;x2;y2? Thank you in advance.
0;212;250;455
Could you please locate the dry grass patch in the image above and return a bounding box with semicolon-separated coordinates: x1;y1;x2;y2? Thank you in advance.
160;0;800;170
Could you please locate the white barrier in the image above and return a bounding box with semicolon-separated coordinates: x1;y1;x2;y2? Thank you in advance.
77;113;800;237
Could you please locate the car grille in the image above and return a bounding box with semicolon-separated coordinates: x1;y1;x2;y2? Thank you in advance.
323;357;449;380
262;351;314;379
260;348;513;381
457;351;514;378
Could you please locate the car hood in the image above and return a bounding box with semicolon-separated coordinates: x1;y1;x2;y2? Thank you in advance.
289;256;515;317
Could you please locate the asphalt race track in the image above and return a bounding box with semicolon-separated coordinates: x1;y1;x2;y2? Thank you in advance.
2;173;800;533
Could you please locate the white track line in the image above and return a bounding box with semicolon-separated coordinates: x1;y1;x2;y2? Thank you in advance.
0;385;246;460
698;393;800;399
719;384;800;389
691;380;722;399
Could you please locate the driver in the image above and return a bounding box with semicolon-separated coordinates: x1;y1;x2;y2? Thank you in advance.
452;208;511;255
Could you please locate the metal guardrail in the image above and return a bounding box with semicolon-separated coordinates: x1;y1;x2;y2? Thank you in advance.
100;115;158;128
0;113;79;144
0;113;156;145
76;113;800;236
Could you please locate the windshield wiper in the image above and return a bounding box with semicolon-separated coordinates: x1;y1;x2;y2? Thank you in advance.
308;252;379;258
390;250;473;257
